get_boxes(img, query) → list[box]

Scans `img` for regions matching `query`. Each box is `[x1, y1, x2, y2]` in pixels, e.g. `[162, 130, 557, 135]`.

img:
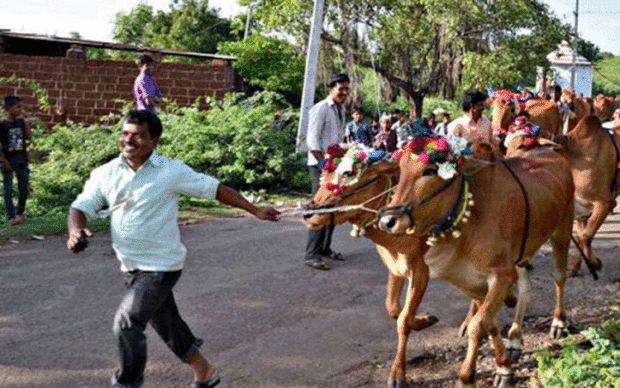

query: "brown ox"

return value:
[505, 115, 620, 277]
[593, 94, 616, 122]
[302, 150, 436, 388]
[302, 144, 515, 388]
[377, 140, 574, 387]
[560, 88, 592, 133]
[490, 90, 562, 137]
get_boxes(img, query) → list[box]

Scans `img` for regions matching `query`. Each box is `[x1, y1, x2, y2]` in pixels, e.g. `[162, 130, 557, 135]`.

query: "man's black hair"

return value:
[3, 96, 21, 109]
[327, 73, 350, 88]
[123, 110, 163, 138]
[462, 90, 488, 112]
[552, 84, 562, 95]
[138, 54, 154, 66]
[351, 106, 364, 115]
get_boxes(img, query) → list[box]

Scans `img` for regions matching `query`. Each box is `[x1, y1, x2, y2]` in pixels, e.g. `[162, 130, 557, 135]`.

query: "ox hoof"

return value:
[507, 347, 522, 363]
[387, 376, 408, 388]
[411, 314, 439, 331]
[549, 325, 565, 340]
[493, 373, 515, 388]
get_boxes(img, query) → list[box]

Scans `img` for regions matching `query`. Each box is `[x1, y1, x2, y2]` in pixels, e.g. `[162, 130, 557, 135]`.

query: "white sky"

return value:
[1, 0, 619, 55]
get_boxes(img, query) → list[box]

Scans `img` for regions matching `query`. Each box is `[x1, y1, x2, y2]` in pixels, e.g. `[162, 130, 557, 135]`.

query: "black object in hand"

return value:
[73, 232, 89, 253]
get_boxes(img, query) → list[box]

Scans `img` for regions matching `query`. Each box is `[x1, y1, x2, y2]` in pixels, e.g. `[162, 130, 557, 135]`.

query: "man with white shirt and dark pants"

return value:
[66, 110, 280, 388]
[304, 73, 350, 270]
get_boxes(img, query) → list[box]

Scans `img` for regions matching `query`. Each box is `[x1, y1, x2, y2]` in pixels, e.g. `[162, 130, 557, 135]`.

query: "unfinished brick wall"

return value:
[0, 53, 241, 125]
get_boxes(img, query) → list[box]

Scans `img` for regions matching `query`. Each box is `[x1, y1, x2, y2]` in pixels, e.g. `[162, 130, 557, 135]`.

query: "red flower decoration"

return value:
[418, 152, 430, 164]
[523, 138, 535, 147]
[408, 137, 427, 153]
[487, 97, 494, 106]
[356, 151, 367, 161]
[323, 159, 338, 172]
[456, 157, 464, 166]
[519, 102, 526, 111]
[326, 182, 345, 195]
[326, 144, 345, 159]
[392, 150, 403, 161]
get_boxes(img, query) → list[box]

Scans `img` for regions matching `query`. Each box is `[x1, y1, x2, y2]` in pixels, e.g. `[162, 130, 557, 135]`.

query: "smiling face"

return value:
[328, 81, 350, 105]
[119, 122, 159, 171]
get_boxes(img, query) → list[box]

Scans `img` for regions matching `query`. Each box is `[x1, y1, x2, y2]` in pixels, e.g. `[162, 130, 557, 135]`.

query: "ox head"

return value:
[489, 89, 530, 133]
[303, 143, 399, 231]
[377, 135, 484, 237]
[594, 94, 616, 122]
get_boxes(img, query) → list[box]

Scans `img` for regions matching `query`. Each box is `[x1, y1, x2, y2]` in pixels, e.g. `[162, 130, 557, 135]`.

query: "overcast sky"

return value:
[1, 0, 619, 55]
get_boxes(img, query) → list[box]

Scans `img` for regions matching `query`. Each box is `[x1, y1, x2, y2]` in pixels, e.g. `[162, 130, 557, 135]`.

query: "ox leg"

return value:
[570, 201, 610, 276]
[550, 232, 570, 339]
[386, 272, 406, 320]
[458, 271, 516, 388]
[506, 265, 531, 362]
[388, 258, 433, 388]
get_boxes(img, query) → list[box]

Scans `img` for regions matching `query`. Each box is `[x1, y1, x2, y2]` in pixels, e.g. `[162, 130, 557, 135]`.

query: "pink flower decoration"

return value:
[446, 154, 453, 161]
[392, 150, 403, 161]
[435, 138, 450, 151]
[356, 151, 367, 161]
[323, 159, 338, 172]
[418, 152, 430, 164]
[519, 102, 526, 111]
[523, 138, 534, 147]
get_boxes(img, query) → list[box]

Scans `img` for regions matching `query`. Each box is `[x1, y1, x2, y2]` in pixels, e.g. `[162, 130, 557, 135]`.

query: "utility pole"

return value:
[570, 0, 579, 90]
[296, 0, 325, 151]
[244, 2, 254, 40]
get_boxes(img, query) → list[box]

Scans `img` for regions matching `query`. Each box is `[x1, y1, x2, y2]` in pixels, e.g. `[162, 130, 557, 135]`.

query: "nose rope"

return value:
[281, 184, 397, 216]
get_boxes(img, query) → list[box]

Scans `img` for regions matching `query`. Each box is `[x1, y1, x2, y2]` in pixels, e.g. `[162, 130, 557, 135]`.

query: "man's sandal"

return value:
[304, 258, 330, 270]
[325, 251, 344, 261]
[191, 373, 220, 388]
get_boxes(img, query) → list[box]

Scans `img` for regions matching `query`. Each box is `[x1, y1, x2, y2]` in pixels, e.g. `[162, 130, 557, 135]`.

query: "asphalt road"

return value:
[1, 211, 619, 388]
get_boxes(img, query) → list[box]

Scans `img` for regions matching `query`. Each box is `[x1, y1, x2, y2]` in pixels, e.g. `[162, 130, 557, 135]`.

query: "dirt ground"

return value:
[1, 208, 620, 388]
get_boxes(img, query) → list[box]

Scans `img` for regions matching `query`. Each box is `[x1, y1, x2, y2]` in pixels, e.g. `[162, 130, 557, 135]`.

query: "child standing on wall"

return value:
[0, 96, 31, 225]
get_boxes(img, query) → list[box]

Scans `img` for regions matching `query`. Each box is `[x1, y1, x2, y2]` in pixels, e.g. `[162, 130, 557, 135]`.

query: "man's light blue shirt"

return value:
[71, 150, 219, 272]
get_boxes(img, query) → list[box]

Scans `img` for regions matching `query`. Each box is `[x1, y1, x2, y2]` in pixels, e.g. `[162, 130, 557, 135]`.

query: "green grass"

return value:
[593, 56, 620, 96]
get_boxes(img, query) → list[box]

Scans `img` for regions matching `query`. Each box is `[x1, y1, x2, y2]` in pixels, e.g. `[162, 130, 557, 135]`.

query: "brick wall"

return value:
[0, 53, 241, 125]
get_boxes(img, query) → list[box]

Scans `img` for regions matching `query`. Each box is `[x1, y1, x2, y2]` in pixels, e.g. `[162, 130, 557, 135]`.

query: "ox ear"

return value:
[458, 157, 493, 176]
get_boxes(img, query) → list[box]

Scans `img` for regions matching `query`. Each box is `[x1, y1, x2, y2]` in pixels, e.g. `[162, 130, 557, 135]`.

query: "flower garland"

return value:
[393, 135, 473, 180]
[322, 143, 387, 195]
[497, 116, 541, 149]
[486, 89, 528, 113]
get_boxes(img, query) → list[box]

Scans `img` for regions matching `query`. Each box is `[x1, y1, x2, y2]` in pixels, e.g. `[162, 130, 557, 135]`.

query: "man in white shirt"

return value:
[305, 73, 349, 270]
[448, 90, 494, 145]
[603, 108, 620, 130]
[67, 110, 280, 388]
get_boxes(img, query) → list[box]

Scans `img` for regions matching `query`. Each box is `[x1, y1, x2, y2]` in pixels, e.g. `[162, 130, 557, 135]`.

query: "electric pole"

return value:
[296, 0, 325, 151]
[570, 0, 579, 90]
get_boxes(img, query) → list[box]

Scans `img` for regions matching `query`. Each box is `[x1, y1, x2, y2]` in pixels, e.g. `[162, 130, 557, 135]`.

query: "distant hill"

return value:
[593, 56, 620, 97]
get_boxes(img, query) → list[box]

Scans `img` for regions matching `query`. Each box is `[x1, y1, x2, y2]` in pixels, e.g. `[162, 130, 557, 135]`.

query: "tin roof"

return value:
[547, 40, 591, 66]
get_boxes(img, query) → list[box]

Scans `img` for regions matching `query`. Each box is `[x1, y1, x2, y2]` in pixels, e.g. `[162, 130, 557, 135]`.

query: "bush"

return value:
[2, 91, 308, 221]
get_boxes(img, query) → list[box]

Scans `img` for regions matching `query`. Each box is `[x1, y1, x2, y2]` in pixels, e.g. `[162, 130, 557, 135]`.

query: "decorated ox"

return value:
[489, 89, 562, 137]
[302, 142, 516, 388]
[502, 115, 620, 277]
[593, 94, 615, 122]
[302, 144, 437, 388]
[377, 135, 575, 387]
[560, 88, 592, 133]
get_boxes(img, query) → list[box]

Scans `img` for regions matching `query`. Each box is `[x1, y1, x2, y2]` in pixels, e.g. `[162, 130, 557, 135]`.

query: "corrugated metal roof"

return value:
[0, 30, 236, 61]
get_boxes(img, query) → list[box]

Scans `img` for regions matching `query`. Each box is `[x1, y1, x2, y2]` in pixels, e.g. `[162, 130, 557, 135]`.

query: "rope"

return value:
[280, 184, 396, 216]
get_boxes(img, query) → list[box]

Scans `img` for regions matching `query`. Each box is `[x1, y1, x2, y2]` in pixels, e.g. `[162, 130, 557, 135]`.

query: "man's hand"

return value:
[67, 228, 93, 253]
[254, 206, 281, 222]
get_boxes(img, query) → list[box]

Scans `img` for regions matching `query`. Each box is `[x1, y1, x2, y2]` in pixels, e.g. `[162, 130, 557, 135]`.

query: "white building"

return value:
[545, 41, 593, 98]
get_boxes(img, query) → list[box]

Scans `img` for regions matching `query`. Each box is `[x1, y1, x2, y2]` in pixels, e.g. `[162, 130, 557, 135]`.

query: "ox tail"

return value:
[570, 234, 599, 280]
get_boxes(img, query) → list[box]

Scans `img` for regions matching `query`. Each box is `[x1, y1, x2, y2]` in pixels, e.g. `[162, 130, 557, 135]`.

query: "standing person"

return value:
[304, 73, 350, 270]
[357, 113, 380, 146]
[448, 90, 494, 145]
[344, 107, 366, 143]
[433, 109, 451, 136]
[66, 110, 280, 388]
[134, 54, 162, 113]
[0, 96, 30, 225]
[373, 114, 397, 152]
[391, 110, 411, 148]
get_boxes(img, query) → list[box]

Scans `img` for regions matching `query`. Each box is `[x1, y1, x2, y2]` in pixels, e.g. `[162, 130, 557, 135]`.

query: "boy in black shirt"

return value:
[0, 96, 31, 225]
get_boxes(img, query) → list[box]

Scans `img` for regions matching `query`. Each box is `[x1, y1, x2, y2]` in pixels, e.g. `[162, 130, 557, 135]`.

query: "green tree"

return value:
[113, 0, 233, 58]
[219, 35, 305, 104]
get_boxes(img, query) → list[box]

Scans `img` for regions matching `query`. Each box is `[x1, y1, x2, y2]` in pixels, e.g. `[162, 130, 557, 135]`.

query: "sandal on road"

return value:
[304, 257, 330, 270]
[325, 251, 345, 261]
[191, 373, 220, 388]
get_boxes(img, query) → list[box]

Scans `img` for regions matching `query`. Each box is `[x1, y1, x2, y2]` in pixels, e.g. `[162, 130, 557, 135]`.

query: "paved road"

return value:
[1, 209, 620, 388]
